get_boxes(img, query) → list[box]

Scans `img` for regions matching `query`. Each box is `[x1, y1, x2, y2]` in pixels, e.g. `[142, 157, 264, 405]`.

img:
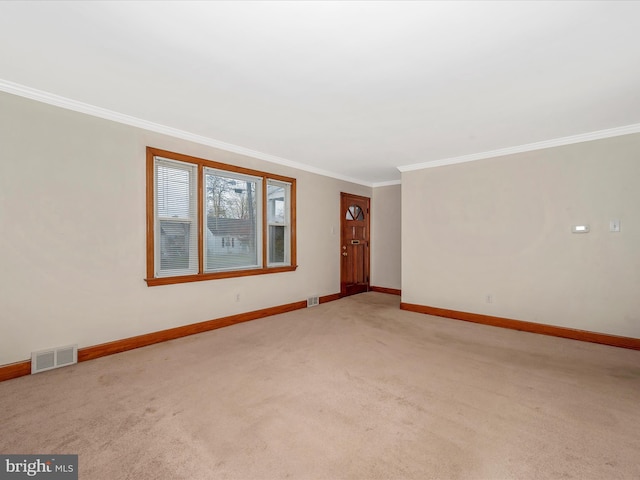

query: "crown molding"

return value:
[372, 179, 401, 188]
[0, 79, 373, 187]
[397, 123, 640, 173]
[9, 78, 634, 186]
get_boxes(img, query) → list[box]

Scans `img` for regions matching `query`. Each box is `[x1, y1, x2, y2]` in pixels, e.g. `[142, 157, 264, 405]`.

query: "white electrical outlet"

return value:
[486, 294, 493, 304]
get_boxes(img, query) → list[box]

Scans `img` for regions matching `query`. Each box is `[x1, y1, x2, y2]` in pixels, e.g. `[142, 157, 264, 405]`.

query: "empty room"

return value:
[1, 1, 639, 479]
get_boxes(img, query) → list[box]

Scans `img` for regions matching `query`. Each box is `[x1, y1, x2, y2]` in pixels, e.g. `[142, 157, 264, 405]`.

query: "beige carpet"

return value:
[1, 292, 639, 479]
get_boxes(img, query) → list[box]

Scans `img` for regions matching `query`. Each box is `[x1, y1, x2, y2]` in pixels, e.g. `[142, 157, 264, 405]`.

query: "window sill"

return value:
[145, 265, 298, 287]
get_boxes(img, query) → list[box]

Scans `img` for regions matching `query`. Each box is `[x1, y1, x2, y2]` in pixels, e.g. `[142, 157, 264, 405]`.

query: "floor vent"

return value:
[31, 344, 78, 374]
[307, 296, 320, 307]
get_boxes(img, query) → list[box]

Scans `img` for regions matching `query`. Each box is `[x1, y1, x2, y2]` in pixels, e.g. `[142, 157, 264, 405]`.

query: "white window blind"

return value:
[155, 158, 198, 277]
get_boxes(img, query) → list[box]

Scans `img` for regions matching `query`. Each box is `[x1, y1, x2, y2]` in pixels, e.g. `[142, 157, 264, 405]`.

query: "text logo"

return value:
[0, 456, 77, 480]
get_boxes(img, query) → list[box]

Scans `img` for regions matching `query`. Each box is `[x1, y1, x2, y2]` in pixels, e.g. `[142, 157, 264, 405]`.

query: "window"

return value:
[204, 168, 261, 272]
[146, 148, 296, 286]
[267, 180, 291, 266]
[155, 158, 198, 277]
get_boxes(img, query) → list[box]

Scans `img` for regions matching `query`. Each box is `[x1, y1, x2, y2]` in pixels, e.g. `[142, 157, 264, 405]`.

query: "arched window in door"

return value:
[346, 205, 365, 221]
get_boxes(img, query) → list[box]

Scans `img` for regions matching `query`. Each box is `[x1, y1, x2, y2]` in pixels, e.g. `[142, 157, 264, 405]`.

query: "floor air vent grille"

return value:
[31, 344, 78, 374]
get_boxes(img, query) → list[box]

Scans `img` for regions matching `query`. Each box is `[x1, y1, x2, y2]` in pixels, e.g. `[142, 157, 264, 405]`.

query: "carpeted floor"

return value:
[1, 292, 639, 479]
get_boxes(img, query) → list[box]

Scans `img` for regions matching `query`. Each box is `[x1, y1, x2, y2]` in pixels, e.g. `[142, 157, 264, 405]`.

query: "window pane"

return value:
[204, 169, 261, 271]
[159, 221, 191, 270]
[268, 185, 286, 224]
[346, 205, 364, 221]
[269, 225, 286, 263]
[267, 180, 290, 265]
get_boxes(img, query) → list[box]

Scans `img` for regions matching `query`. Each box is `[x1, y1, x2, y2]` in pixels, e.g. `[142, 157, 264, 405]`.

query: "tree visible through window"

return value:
[205, 168, 260, 272]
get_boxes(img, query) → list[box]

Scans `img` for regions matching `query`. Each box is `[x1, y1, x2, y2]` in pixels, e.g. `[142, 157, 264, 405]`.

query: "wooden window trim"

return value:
[145, 147, 297, 286]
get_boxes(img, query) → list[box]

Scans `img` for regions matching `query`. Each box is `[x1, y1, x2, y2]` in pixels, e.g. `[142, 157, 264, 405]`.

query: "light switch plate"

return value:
[610, 219, 621, 232]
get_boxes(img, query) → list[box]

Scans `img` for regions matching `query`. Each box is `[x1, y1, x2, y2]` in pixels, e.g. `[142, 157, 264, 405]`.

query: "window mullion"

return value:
[197, 164, 204, 274]
[262, 177, 268, 269]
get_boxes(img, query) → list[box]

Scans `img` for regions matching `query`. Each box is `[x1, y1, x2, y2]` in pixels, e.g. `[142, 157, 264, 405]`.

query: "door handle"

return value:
[342, 252, 348, 256]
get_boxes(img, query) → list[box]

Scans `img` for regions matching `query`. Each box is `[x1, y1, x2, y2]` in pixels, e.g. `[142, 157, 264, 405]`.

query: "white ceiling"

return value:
[1, 1, 640, 186]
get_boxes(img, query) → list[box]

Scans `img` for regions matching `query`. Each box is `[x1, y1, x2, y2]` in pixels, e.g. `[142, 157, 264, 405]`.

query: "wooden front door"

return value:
[340, 192, 370, 297]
